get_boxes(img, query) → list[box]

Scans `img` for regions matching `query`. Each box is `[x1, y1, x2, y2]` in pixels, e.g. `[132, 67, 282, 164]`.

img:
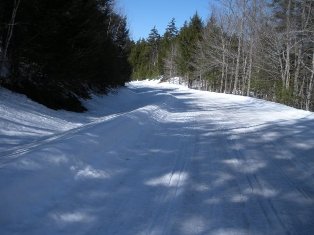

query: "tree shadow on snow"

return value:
[1, 85, 314, 235]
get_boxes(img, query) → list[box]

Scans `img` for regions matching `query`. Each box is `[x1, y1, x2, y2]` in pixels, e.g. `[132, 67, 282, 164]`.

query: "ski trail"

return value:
[0, 113, 123, 166]
[145, 117, 196, 235]
[1, 80, 314, 235]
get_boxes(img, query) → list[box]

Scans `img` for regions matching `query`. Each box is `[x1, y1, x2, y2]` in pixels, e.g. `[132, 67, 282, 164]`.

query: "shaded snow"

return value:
[0, 81, 314, 235]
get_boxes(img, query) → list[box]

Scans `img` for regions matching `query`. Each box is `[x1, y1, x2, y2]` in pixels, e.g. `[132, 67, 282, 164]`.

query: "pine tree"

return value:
[147, 26, 161, 75]
[129, 39, 152, 80]
[177, 13, 203, 86]
[0, 0, 131, 111]
[162, 18, 179, 79]
[164, 18, 178, 41]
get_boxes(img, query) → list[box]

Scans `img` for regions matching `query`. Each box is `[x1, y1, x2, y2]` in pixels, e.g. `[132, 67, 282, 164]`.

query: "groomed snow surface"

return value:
[1, 80, 314, 235]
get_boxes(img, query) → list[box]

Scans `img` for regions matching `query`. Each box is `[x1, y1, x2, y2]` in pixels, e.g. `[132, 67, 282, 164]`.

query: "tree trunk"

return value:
[220, 38, 226, 93]
[246, 39, 253, 96]
[233, 18, 243, 94]
[284, 0, 292, 89]
[293, 45, 302, 97]
[232, 0, 246, 94]
[241, 52, 248, 95]
[305, 50, 314, 111]
[0, 0, 21, 78]
[224, 63, 229, 93]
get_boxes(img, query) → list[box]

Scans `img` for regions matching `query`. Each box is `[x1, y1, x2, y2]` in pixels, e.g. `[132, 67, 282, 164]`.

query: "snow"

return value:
[1, 80, 314, 235]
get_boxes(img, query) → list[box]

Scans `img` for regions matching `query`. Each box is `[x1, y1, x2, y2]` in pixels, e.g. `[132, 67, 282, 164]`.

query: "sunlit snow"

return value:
[1, 80, 314, 235]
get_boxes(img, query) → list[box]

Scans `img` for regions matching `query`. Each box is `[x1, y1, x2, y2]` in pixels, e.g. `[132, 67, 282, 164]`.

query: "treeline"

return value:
[129, 0, 314, 111]
[129, 16, 203, 84]
[0, 0, 131, 111]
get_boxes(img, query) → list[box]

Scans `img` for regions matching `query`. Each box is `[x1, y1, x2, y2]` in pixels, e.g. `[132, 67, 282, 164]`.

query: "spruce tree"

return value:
[0, 0, 131, 111]
[162, 18, 179, 79]
[177, 13, 203, 86]
[147, 26, 161, 77]
[164, 18, 178, 41]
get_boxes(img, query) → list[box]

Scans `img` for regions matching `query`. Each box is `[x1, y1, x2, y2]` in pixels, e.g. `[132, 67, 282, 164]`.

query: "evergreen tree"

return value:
[162, 18, 179, 79]
[164, 18, 178, 41]
[193, 16, 223, 91]
[147, 26, 161, 76]
[0, 0, 131, 111]
[177, 13, 203, 86]
[129, 39, 152, 80]
[128, 1, 313, 111]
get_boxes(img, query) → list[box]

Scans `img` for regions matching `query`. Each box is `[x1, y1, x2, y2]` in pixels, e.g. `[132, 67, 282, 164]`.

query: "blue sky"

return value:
[115, 0, 213, 41]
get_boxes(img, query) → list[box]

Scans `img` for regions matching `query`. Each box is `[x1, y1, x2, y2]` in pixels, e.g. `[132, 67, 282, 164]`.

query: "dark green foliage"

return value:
[160, 18, 179, 78]
[129, 2, 313, 111]
[129, 15, 203, 82]
[176, 13, 203, 84]
[0, 0, 131, 112]
[129, 39, 153, 80]
[275, 82, 296, 106]
[129, 26, 163, 80]
[164, 18, 178, 41]
[2, 80, 87, 112]
[147, 26, 161, 76]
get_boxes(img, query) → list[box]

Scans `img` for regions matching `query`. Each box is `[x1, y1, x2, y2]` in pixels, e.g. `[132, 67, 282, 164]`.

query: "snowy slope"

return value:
[1, 81, 314, 235]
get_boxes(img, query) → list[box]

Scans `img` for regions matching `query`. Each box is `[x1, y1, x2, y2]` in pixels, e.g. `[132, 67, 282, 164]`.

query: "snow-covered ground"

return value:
[1, 80, 314, 235]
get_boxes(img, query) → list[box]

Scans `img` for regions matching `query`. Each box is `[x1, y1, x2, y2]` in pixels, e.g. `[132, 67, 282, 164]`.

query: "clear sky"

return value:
[115, 0, 213, 41]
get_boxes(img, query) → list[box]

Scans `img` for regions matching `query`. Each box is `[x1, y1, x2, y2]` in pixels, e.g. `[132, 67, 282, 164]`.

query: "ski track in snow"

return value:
[1, 80, 314, 235]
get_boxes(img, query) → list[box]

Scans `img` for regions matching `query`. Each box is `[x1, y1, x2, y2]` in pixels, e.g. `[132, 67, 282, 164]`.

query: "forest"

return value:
[0, 0, 313, 112]
[0, 0, 131, 111]
[1, 2, 314, 232]
[129, 0, 314, 111]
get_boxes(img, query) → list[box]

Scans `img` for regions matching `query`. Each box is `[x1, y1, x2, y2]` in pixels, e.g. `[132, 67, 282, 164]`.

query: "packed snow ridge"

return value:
[1, 80, 314, 235]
